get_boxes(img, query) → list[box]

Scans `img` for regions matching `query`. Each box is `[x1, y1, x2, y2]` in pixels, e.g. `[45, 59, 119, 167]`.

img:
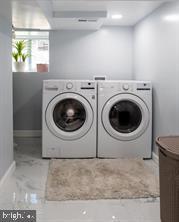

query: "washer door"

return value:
[102, 94, 150, 141]
[46, 93, 93, 140]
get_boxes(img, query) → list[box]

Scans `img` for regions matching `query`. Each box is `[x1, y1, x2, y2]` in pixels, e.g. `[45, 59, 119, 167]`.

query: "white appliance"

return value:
[98, 81, 152, 158]
[42, 80, 97, 158]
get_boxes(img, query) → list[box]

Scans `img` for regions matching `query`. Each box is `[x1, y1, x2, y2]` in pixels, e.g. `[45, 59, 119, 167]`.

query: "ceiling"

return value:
[12, 0, 167, 30]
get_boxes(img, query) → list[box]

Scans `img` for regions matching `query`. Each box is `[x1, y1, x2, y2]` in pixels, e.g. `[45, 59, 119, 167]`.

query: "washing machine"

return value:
[42, 80, 97, 158]
[98, 81, 152, 158]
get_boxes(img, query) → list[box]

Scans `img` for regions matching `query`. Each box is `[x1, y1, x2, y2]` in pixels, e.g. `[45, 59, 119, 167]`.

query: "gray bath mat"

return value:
[45, 158, 159, 201]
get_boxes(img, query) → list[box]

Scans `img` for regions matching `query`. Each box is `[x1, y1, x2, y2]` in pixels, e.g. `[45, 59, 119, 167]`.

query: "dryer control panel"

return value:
[137, 82, 151, 91]
[98, 81, 152, 94]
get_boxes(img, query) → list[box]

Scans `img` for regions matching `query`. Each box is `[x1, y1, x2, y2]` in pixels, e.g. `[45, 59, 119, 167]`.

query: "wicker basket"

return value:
[156, 136, 179, 222]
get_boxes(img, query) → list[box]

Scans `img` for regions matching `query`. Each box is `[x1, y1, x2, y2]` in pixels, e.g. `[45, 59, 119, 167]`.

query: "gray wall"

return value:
[134, 1, 179, 154]
[13, 27, 134, 131]
[50, 27, 133, 79]
[0, 1, 13, 180]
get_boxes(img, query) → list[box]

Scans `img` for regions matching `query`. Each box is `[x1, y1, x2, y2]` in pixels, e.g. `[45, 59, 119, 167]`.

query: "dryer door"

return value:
[102, 94, 150, 141]
[46, 93, 93, 140]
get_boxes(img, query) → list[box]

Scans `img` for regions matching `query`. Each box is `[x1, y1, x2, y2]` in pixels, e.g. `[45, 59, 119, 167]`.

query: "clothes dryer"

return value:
[98, 81, 152, 158]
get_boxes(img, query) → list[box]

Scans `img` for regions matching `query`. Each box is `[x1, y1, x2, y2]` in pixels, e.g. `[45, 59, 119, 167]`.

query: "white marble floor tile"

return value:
[0, 138, 161, 222]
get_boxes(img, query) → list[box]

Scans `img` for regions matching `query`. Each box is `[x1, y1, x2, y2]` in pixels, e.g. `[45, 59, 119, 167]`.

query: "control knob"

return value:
[123, 84, 129, 91]
[66, 82, 73, 90]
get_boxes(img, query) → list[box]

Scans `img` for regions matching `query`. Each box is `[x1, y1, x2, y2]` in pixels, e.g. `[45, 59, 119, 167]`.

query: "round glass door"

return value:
[46, 93, 93, 140]
[109, 100, 142, 134]
[53, 99, 86, 132]
[102, 94, 149, 141]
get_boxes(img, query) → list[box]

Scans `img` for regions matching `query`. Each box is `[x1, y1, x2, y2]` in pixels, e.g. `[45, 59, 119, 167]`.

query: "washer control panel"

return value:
[81, 82, 95, 90]
[44, 82, 59, 91]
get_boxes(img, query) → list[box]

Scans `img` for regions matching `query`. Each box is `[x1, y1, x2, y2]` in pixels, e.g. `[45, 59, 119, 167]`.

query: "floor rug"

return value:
[45, 158, 159, 201]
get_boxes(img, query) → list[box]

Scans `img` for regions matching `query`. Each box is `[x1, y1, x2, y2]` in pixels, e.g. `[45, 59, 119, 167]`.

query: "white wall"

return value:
[0, 1, 13, 180]
[50, 27, 133, 80]
[134, 2, 179, 154]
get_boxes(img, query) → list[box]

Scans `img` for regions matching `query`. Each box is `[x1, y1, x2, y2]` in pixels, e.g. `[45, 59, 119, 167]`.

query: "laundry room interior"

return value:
[0, 0, 179, 222]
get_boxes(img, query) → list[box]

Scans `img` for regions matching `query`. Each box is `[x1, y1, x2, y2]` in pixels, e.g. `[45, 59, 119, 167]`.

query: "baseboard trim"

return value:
[152, 152, 159, 165]
[0, 161, 16, 188]
[14, 130, 42, 138]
